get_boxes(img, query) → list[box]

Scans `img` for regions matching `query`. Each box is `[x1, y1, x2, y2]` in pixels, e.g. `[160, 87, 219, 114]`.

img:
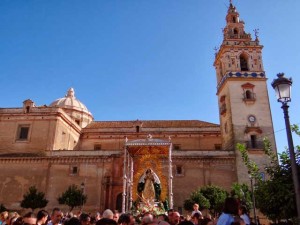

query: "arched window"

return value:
[233, 28, 238, 35]
[240, 54, 249, 71]
[232, 16, 236, 23]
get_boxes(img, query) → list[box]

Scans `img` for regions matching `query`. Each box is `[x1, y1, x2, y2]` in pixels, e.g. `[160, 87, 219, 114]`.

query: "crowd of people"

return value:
[0, 197, 256, 225]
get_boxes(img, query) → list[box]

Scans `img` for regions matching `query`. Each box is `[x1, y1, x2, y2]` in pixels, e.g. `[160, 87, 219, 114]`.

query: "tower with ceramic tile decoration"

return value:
[214, 1, 277, 183]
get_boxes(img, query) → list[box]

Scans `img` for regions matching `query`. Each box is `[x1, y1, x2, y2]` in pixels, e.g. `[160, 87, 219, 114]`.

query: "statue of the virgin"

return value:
[137, 168, 161, 204]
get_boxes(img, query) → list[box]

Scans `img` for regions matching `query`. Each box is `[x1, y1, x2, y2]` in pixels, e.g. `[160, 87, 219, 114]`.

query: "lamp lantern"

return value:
[271, 73, 292, 103]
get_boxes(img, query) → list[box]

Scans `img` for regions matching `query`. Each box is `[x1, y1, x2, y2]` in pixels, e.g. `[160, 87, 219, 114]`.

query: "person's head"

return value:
[178, 221, 194, 225]
[95, 213, 101, 221]
[113, 211, 119, 222]
[23, 212, 37, 225]
[1, 212, 9, 222]
[141, 214, 153, 225]
[238, 205, 248, 215]
[117, 214, 130, 225]
[37, 210, 48, 224]
[79, 213, 91, 225]
[10, 216, 19, 225]
[169, 212, 180, 225]
[193, 204, 199, 211]
[223, 197, 239, 215]
[200, 218, 213, 225]
[7, 212, 18, 225]
[51, 208, 62, 225]
[231, 217, 245, 225]
[191, 213, 201, 224]
[7, 212, 19, 225]
[179, 216, 184, 222]
[128, 214, 135, 225]
[12, 217, 23, 225]
[167, 209, 174, 217]
[96, 218, 117, 225]
[157, 214, 168, 222]
[102, 210, 114, 220]
[64, 217, 81, 225]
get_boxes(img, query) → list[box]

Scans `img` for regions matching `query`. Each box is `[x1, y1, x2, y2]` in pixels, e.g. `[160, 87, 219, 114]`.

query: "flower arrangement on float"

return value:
[131, 195, 166, 218]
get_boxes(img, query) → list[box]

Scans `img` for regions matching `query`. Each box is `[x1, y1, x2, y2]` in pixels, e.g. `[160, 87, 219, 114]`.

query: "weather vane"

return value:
[253, 28, 259, 40]
[214, 46, 219, 55]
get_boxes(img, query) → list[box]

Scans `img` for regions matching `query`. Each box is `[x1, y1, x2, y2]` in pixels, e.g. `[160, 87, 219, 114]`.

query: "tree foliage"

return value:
[183, 185, 228, 214]
[58, 184, 87, 211]
[230, 183, 252, 210]
[199, 185, 228, 215]
[183, 190, 210, 211]
[20, 186, 48, 211]
[237, 128, 300, 223]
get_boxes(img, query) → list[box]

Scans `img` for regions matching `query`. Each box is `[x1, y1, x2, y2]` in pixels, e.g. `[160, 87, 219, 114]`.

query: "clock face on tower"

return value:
[248, 115, 256, 123]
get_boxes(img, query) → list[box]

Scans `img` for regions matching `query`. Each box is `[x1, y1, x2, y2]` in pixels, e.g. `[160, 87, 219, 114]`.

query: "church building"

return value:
[0, 2, 276, 213]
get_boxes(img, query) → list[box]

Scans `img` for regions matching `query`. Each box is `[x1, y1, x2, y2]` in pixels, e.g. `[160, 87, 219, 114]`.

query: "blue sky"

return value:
[1, 0, 299, 154]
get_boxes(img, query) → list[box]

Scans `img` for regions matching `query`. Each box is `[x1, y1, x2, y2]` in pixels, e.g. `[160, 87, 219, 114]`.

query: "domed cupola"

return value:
[50, 88, 93, 128]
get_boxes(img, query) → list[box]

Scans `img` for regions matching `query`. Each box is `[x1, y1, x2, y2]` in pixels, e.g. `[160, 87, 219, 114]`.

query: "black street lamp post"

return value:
[249, 175, 258, 225]
[272, 73, 300, 221]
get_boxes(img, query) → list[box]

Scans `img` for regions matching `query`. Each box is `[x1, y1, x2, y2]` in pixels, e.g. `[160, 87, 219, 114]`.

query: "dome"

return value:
[50, 88, 91, 114]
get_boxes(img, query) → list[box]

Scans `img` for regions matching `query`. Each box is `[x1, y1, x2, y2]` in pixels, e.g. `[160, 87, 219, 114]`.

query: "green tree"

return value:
[58, 184, 87, 211]
[199, 185, 228, 216]
[20, 186, 48, 212]
[183, 190, 210, 211]
[237, 132, 300, 223]
[230, 183, 252, 210]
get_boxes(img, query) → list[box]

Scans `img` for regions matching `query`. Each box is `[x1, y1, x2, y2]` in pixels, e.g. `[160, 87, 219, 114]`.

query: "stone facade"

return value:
[0, 3, 276, 214]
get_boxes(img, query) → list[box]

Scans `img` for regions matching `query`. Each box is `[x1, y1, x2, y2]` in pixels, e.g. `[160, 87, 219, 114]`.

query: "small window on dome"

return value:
[75, 119, 80, 125]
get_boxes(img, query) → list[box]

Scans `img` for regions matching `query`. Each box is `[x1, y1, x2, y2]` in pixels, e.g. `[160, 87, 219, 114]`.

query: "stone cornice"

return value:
[0, 150, 235, 164]
[81, 131, 221, 140]
[0, 155, 117, 164]
[217, 72, 267, 94]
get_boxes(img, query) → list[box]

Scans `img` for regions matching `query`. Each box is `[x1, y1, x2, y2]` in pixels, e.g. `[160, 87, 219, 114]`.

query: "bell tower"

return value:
[214, 2, 277, 183]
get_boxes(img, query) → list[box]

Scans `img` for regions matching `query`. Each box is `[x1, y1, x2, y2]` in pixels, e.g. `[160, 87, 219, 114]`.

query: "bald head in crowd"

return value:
[102, 210, 114, 220]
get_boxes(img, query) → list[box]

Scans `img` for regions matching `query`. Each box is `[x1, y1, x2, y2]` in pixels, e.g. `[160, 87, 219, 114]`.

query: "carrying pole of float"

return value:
[129, 156, 134, 210]
[168, 140, 173, 209]
[122, 139, 128, 213]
